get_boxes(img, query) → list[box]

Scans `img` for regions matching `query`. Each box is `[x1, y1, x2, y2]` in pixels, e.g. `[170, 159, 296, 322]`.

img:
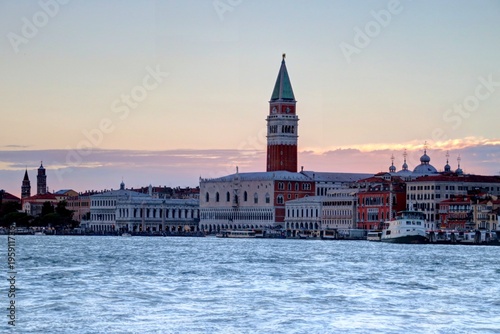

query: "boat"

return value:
[427, 230, 462, 244]
[34, 231, 45, 236]
[380, 211, 429, 244]
[459, 230, 500, 245]
[297, 230, 320, 239]
[121, 232, 132, 237]
[253, 229, 265, 238]
[366, 230, 382, 242]
[322, 229, 337, 240]
[216, 230, 256, 238]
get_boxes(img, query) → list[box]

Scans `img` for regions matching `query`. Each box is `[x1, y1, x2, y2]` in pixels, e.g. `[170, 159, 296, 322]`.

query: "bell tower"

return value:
[21, 169, 31, 199]
[37, 161, 47, 195]
[266, 54, 298, 172]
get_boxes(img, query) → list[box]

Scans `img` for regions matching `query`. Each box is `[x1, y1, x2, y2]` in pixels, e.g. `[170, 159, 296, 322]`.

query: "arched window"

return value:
[205, 192, 209, 202]
[226, 192, 230, 202]
[244, 191, 248, 202]
[278, 182, 284, 190]
[277, 195, 284, 204]
[288, 182, 292, 191]
[216, 192, 220, 202]
[265, 193, 270, 204]
[254, 193, 258, 204]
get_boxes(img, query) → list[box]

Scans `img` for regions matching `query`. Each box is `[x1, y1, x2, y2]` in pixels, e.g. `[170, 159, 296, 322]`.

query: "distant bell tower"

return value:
[21, 169, 31, 199]
[37, 161, 47, 195]
[266, 54, 298, 173]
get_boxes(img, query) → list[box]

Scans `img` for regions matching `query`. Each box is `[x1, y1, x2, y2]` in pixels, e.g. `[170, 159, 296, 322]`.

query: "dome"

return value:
[420, 153, 430, 164]
[402, 161, 408, 170]
[413, 147, 438, 175]
[396, 169, 413, 179]
[456, 167, 463, 175]
[389, 164, 396, 173]
[444, 163, 451, 172]
[413, 164, 438, 175]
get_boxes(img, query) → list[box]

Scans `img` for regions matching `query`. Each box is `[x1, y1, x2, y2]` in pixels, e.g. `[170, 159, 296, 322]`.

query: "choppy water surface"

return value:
[1, 235, 500, 333]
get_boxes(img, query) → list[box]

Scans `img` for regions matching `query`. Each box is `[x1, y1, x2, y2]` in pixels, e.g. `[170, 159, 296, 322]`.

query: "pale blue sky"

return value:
[1, 0, 499, 196]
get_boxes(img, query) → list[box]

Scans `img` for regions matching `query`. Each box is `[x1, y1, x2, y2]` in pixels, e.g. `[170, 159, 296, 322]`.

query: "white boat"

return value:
[216, 230, 256, 238]
[297, 230, 320, 239]
[367, 230, 382, 242]
[380, 211, 429, 244]
[121, 233, 132, 237]
[322, 229, 337, 240]
[34, 231, 45, 236]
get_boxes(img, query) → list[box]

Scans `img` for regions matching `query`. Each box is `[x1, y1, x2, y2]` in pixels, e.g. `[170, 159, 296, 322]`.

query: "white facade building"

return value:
[199, 170, 315, 232]
[284, 188, 358, 237]
[88, 182, 199, 233]
[407, 175, 500, 225]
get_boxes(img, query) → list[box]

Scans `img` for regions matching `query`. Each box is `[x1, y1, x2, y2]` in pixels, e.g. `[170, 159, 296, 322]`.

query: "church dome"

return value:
[413, 149, 438, 175]
[389, 164, 396, 173]
[413, 164, 438, 174]
[420, 153, 430, 164]
[444, 163, 451, 172]
[402, 161, 408, 170]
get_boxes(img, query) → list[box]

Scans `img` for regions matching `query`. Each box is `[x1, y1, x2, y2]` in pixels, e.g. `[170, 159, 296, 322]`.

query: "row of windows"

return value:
[91, 199, 116, 207]
[323, 201, 354, 206]
[117, 208, 198, 219]
[269, 125, 296, 134]
[285, 222, 321, 230]
[408, 194, 435, 200]
[200, 209, 274, 221]
[286, 208, 320, 218]
[205, 192, 304, 204]
[409, 185, 500, 192]
[207, 191, 271, 204]
[323, 209, 353, 217]
[277, 182, 312, 191]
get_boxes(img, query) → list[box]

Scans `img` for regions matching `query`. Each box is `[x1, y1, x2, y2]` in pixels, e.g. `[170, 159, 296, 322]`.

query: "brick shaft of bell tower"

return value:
[266, 55, 298, 173]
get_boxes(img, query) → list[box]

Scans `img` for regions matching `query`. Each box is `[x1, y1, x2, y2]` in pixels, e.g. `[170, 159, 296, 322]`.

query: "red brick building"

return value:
[356, 175, 406, 230]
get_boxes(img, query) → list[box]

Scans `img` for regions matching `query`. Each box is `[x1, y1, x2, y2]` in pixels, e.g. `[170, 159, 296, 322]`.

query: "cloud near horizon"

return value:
[1, 140, 499, 198]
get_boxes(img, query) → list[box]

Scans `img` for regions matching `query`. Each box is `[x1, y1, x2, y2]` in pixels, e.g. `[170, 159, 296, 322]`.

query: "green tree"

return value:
[55, 200, 73, 220]
[41, 202, 54, 216]
[0, 201, 21, 217]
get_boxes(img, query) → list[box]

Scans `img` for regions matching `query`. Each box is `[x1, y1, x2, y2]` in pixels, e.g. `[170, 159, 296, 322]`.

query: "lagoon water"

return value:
[1, 235, 500, 333]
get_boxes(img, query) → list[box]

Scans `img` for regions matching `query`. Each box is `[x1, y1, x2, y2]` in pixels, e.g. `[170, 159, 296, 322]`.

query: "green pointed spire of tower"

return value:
[270, 54, 295, 101]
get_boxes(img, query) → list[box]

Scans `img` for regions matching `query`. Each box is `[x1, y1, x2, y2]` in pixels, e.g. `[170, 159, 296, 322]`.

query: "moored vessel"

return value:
[367, 230, 382, 242]
[381, 211, 429, 244]
[216, 230, 256, 238]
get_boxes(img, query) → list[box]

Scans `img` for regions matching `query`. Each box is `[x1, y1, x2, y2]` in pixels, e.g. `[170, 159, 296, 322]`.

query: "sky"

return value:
[1, 0, 500, 197]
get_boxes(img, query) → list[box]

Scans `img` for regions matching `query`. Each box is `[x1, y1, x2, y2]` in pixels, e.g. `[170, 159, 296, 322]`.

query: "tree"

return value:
[0, 211, 30, 228]
[55, 200, 73, 220]
[0, 201, 21, 217]
[41, 202, 54, 216]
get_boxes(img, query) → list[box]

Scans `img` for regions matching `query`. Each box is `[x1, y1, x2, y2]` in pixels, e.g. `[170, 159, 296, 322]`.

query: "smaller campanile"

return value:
[266, 54, 298, 172]
[37, 161, 47, 195]
[21, 169, 31, 199]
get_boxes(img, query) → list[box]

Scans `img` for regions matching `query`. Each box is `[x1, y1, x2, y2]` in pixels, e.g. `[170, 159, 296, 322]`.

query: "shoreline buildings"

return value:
[199, 55, 370, 234]
[87, 181, 199, 233]
[199, 55, 500, 235]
